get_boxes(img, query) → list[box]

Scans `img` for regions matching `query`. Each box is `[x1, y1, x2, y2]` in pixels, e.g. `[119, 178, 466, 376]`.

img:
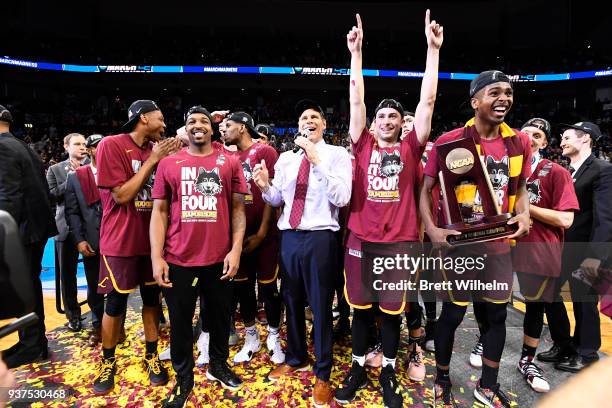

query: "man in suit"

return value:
[546, 121, 612, 373]
[47, 133, 88, 331]
[0, 105, 57, 368]
[65, 134, 105, 345]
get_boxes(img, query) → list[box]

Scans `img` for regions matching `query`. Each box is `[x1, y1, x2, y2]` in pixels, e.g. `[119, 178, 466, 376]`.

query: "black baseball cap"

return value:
[0, 105, 13, 124]
[121, 100, 160, 132]
[560, 121, 603, 142]
[469, 70, 512, 98]
[184, 105, 213, 124]
[295, 99, 325, 118]
[86, 134, 103, 147]
[521, 118, 551, 139]
[374, 99, 404, 116]
[255, 123, 273, 136]
[227, 112, 260, 139]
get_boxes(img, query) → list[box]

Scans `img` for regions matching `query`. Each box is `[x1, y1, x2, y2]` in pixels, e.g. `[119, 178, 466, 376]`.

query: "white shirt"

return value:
[91, 164, 98, 184]
[262, 140, 352, 231]
[531, 152, 541, 173]
[570, 152, 590, 176]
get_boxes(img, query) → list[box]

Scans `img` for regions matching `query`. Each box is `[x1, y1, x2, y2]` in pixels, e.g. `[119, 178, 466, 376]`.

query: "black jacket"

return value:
[64, 168, 102, 251]
[565, 154, 612, 263]
[0, 132, 57, 244]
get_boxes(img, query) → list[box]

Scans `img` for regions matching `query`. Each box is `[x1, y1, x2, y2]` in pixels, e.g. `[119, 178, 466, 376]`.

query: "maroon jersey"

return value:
[96, 133, 154, 257]
[424, 127, 532, 253]
[347, 128, 424, 243]
[513, 159, 579, 277]
[238, 143, 279, 234]
[152, 149, 248, 267]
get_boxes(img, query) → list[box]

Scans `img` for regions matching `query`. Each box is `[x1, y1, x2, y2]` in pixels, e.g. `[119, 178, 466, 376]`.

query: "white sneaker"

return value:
[233, 335, 261, 363]
[470, 340, 483, 368]
[518, 357, 550, 393]
[196, 332, 210, 366]
[159, 347, 171, 361]
[267, 334, 285, 364]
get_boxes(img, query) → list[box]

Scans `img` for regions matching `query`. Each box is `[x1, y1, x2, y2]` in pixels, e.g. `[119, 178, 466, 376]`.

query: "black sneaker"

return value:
[433, 381, 457, 407]
[144, 352, 169, 386]
[163, 375, 194, 408]
[380, 365, 402, 408]
[206, 360, 243, 391]
[474, 380, 512, 408]
[536, 344, 564, 362]
[334, 361, 367, 404]
[93, 357, 116, 395]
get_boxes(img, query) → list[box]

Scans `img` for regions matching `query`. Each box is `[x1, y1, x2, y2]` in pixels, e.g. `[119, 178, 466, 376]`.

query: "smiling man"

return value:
[337, 10, 442, 408]
[252, 99, 352, 407]
[512, 117, 578, 393]
[420, 71, 532, 407]
[150, 105, 247, 407]
[93, 100, 181, 395]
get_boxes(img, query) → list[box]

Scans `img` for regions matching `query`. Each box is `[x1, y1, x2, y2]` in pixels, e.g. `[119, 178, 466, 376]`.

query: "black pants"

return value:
[55, 237, 80, 319]
[163, 262, 233, 378]
[546, 251, 599, 360]
[20, 240, 47, 351]
[83, 254, 104, 328]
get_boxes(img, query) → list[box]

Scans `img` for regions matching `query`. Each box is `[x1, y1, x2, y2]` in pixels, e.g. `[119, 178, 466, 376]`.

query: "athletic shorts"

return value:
[517, 272, 555, 302]
[343, 233, 420, 315]
[98, 255, 157, 295]
[435, 247, 513, 304]
[235, 236, 279, 284]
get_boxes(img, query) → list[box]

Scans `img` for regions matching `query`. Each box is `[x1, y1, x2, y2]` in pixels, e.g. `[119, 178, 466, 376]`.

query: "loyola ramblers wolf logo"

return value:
[242, 159, 253, 183]
[527, 179, 542, 204]
[194, 167, 222, 196]
[379, 150, 403, 177]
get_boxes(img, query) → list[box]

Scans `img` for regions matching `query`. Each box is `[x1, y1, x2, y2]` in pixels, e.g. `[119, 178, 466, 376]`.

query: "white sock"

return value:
[245, 324, 258, 338]
[268, 325, 279, 336]
[352, 354, 366, 367]
[382, 356, 396, 369]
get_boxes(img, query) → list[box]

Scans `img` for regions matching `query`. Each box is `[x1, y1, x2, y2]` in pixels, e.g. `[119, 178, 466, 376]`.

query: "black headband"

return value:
[469, 70, 512, 98]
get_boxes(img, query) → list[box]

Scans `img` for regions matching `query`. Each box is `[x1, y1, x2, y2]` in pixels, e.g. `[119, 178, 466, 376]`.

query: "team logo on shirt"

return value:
[379, 150, 404, 177]
[527, 179, 542, 204]
[180, 166, 221, 223]
[367, 149, 402, 203]
[241, 159, 254, 205]
[195, 167, 223, 196]
[242, 159, 253, 183]
[473, 155, 509, 213]
[132, 160, 154, 211]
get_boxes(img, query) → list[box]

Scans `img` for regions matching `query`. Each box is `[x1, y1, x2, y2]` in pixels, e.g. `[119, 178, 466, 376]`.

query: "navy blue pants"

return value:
[280, 230, 336, 381]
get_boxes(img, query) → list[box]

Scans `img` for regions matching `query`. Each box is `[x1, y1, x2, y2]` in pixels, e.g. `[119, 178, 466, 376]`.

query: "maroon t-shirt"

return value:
[347, 128, 424, 243]
[152, 149, 248, 267]
[513, 159, 579, 277]
[238, 143, 279, 234]
[96, 133, 155, 257]
[424, 127, 532, 253]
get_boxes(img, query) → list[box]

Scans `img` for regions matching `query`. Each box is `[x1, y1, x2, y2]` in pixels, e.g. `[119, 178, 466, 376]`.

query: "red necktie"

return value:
[289, 156, 311, 229]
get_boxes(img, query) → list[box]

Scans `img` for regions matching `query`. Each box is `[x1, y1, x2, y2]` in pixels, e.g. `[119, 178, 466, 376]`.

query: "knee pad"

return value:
[105, 291, 129, 317]
[140, 285, 161, 308]
[440, 302, 467, 329]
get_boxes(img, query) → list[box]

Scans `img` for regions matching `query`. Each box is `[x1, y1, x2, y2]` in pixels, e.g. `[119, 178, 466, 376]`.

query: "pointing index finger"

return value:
[356, 13, 362, 30]
[425, 9, 430, 26]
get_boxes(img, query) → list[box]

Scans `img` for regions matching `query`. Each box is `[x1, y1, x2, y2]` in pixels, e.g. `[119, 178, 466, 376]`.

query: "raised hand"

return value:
[151, 137, 182, 163]
[253, 159, 270, 191]
[425, 9, 443, 49]
[346, 13, 363, 54]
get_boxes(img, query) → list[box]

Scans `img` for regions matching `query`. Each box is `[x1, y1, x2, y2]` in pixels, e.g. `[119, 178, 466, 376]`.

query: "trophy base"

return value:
[445, 213, 518, 246]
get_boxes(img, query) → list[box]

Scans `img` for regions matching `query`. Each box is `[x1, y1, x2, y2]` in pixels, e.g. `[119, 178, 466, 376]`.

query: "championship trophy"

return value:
[436, 138, 517, 245]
